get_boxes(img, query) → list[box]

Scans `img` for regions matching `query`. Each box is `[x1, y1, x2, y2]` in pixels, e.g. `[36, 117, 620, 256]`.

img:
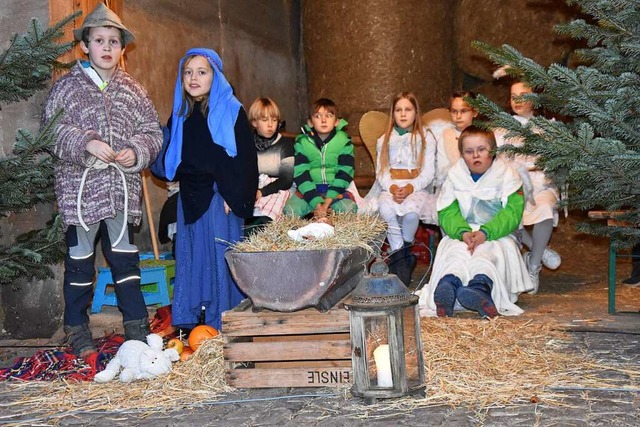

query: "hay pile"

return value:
[234, 213, 386, 253]
[2, 318, 639, 424]
[1, 337, 231, 424]
[416, 317, 640, 408]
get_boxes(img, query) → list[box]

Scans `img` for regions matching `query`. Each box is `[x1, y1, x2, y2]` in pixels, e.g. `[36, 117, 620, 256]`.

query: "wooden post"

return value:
[141, 172, 160, 260]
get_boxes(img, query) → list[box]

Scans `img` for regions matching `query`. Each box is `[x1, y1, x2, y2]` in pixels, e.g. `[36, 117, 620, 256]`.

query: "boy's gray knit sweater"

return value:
[43, 62, 162, 228]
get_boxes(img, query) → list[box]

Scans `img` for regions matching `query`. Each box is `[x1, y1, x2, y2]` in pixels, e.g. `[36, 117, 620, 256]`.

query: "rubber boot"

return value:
[403, 241, 417, 287]
[123, 317, 151, 342]
[64, 323, 96, 357]
[393, 242, 417, 286]
[434, 274, 462, 317]
[456, 274, 499, 318]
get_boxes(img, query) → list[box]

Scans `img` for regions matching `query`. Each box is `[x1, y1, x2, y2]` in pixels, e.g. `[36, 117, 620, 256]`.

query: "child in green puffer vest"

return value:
[284, 98, 358, 218]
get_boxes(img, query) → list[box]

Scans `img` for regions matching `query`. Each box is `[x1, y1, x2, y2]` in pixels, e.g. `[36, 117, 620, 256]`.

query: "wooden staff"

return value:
[141, 172, 161, 260]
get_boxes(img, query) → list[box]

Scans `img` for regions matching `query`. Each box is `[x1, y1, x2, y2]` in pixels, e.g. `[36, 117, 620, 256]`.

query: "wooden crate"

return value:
[222, 299, 352, 388]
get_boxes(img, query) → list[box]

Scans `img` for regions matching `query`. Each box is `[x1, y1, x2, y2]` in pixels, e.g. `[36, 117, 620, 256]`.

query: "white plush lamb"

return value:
[94, 334, 180, 383]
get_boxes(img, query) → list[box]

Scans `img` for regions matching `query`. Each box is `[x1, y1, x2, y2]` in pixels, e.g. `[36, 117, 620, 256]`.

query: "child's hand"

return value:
[224, 201, 230, 215]
[115, 148, 136, 168]
[86, 140, 116, 163]
[393, 185, 413, 203]
[462, 231, 487, 254]
[390, 185, 403, 203]
[255, 190, 262, 201]
[470, 230, 487, 247]
[314, 203, 328, 219]
[462, 231, 475, 252]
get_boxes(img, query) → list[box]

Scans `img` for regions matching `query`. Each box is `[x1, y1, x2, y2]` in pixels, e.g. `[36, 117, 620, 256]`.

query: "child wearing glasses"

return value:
[495, 81, 561, 294]
[419, 126, 532, 318]
[284, 98, 357, 218]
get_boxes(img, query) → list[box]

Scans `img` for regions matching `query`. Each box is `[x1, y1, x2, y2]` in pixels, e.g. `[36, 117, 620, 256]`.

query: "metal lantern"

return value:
[344, 260, 425, 402]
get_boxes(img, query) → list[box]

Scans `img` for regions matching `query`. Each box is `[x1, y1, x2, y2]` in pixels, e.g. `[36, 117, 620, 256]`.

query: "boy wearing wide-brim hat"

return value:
[72, 3, 135, 47]
[43, 3, 162, 360]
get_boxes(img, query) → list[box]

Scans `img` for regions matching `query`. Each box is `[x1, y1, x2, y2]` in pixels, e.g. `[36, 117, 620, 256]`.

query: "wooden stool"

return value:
[90, 259, 175, 313]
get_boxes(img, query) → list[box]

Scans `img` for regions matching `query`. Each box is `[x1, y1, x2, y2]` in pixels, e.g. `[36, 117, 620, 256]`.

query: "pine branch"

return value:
[0, 110, 62, 215]
[0, 11, 79, 105]
[0, 214, 65, 286]
[473, 0, 640, 245]
[0, 13, 78, 284]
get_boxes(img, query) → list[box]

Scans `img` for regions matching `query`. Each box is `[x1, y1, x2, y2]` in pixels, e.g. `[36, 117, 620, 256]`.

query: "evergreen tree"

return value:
[0, 12, 79, 285]
[472, 0, 640, 247]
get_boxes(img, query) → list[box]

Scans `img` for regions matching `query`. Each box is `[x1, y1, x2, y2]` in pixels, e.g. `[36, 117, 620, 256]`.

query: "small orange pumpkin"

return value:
[188, 325, 219, 351]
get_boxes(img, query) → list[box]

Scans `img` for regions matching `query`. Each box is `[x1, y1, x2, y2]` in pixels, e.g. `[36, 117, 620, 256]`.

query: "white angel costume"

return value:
[365, 127, 438, 233]
[418, 158, 533, 317]
[494, 115, 559, 226]
[429, 120, 462, 190]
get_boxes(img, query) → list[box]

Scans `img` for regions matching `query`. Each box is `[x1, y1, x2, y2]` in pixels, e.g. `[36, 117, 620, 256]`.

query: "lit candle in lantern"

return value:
[373, 344, 393, 387]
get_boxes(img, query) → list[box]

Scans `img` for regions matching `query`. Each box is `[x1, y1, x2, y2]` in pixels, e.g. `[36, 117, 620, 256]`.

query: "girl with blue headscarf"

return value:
[152, 48, 258, 330]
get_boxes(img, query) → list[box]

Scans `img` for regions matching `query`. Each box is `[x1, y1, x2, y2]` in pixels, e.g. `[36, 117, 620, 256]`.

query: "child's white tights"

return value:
[381, 209, 420, 251]
[519, 218, 554, 268]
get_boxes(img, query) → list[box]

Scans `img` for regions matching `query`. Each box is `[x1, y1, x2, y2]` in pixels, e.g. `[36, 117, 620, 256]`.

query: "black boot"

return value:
[456, 274, 499, 318]
[395, 242, 417, 287]
[123, 317, 151, 341]
[64, 323, 96, 357]
[387, 248, 403, 278]
[623, 243, 640, 285]
[404, 242, 417, 285]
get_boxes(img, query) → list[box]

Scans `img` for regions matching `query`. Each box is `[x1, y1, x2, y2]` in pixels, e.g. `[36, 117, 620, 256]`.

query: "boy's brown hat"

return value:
[73, 3, 135, 46]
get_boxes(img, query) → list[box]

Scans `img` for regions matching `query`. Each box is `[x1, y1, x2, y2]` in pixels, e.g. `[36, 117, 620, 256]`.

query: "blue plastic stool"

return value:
[139, 251, 173, 260]
[90, 260, 175, 313]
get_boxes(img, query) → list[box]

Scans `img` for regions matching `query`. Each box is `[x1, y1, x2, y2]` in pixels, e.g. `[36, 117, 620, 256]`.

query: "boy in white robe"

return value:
[419, 126, 533, 318]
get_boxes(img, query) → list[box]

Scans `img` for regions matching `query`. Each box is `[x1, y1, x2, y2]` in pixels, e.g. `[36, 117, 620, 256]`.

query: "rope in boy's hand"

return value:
[77, 159, 128, 247]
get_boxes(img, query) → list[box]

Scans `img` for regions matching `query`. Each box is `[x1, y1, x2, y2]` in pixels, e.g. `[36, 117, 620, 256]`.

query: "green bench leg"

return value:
[609, 243, 616, 314]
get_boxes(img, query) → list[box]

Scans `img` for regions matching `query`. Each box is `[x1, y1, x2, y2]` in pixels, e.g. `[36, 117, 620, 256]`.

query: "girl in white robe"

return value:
[494, 81, 561, 294]
[431, 91, 479, 190]
[371, 92, 437, 285]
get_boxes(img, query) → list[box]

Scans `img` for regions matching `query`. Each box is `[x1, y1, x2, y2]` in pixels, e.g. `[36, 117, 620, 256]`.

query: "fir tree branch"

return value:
[0, 12, 78, 284]
[473, 0, 640, 245]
